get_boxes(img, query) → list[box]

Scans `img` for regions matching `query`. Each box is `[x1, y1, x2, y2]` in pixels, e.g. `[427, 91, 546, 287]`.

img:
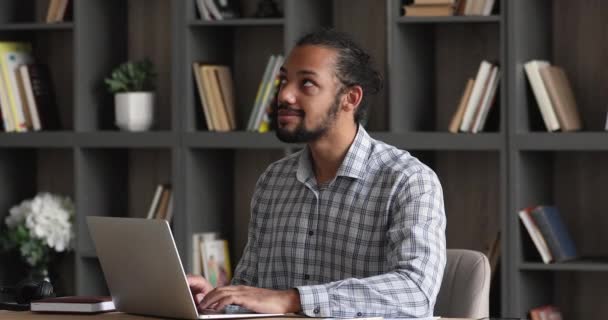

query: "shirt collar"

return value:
[296, 125, 372, 184]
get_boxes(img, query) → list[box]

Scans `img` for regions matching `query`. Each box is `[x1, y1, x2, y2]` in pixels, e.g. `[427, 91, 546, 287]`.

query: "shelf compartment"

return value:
[390, 20, 502, 132]
[410, 150, 502, 253]
[0, 27, 75, 130]
[76, 147, 173, 256]
[184, 148, 285, 273]
[0, 1, 72, 25]
[75, 0, 173, 131]
[514, 151, 608, 274]
[0, 147, 75, 291]
[511, 0, 608, 133]
[186, 26, 283, 132]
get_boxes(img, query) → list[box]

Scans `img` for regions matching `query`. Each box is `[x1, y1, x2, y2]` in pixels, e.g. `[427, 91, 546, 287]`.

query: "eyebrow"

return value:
[280, 67, 319, 77]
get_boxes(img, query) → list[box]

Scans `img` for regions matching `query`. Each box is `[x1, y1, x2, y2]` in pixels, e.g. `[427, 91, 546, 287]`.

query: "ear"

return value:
[341, 85, 363, 113]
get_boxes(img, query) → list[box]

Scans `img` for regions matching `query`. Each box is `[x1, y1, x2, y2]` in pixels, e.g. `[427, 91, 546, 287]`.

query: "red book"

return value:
[30, 296, 115, 313]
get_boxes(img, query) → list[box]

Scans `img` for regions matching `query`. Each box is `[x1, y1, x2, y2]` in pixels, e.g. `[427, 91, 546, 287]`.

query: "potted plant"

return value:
[104, 59, 157, 131]
[0, 192, 75, 284]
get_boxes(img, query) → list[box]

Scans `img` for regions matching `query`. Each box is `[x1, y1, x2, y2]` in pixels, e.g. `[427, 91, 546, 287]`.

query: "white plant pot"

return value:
[114, 92, 155, 131]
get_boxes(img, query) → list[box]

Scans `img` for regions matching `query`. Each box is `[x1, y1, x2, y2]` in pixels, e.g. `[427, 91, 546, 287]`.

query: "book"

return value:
[21, 64, 61, 130]
[253, 55, 283, 132]
[146, 184, 164, 219]
[403, 4, 454, 16]
[471, 65, 500, 133]
[524, 60, 560, 131]
[460, 60, 493, 132]
[31, 296, 115, 313]
[191, 232, 219, 275]
[448, 78, 474, 133]
[0, 41, 34, 132]
[201, 239, 232, 287]
[519, 207, 553, 264]
[193, 62, 214, 131]
[213, 66, 237, 130]
[530, 206, 577, 262]
[539, 65, 582, 131]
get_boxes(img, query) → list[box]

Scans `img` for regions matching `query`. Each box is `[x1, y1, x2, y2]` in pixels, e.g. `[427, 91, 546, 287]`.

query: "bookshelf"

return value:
[0, 0, 605, 318]
[508, 0, 608, 319]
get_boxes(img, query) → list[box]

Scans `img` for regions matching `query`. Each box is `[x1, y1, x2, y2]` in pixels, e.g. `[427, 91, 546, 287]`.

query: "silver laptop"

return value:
[87, 216, 284, 319]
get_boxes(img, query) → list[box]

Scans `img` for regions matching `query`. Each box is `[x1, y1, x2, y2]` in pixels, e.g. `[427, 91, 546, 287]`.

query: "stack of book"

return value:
[402, 0, 495, 17]
[193, 63, 237, 132]
[0, 42, 61, 133]
[518, 205, 578, 264]
[246, 54, 283, 133]
[146, 184, 174, 222]
[191, 232, 232, 287]
[448, 60, 500, 133]
[524, 60, 582, 132]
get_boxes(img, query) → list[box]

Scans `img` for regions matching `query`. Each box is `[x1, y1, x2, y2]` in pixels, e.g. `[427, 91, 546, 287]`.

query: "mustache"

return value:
[276, 104, 305, 116]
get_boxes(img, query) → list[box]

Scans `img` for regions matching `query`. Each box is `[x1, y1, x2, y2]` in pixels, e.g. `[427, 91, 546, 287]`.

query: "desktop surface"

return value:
[0, 311, 475, 320]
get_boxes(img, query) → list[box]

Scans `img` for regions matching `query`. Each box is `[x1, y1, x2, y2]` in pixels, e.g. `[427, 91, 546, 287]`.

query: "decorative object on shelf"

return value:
[0, 192, 75, 283]
[254, 0, 282, 18]
[104, 59, 157, 131]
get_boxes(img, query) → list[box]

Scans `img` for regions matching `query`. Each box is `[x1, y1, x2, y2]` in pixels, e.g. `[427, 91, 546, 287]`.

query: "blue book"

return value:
[531, 206, 578, 262]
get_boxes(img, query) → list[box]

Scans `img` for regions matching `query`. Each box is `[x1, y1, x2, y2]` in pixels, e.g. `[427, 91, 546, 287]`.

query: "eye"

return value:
[302, 79, 315, 88]
[278, 77, 287, 87]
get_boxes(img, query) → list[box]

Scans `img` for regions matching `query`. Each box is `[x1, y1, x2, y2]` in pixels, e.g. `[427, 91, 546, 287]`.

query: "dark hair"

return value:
[295, 29, 383, 124]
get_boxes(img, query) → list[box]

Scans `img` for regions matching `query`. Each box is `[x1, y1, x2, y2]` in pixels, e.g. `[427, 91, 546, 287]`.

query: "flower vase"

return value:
[28, 264, 50, 283]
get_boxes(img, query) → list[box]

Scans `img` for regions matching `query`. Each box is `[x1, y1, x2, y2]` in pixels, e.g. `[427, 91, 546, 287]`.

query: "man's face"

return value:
[275, 45, 345, 143]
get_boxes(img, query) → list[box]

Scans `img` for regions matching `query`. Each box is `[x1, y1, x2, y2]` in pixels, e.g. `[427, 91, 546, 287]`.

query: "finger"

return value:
[213, 295, 240, 311]
[200, 288, 229, 309]
[195, 293, 205, 304]
[187, 275, 214, 294]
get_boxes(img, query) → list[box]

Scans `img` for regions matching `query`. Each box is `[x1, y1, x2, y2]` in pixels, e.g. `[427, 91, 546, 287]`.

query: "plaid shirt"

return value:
[231, 125, 446, 318]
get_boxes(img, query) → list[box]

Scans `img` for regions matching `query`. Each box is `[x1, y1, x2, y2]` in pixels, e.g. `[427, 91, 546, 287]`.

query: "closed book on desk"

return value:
[31, 296, 115, 313]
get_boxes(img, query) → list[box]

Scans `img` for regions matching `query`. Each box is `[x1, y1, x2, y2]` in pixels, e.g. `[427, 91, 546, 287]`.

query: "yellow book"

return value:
[0, 42, 34, 132]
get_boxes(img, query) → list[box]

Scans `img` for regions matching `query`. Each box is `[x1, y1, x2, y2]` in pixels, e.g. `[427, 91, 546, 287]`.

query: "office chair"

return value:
[434, 249, 491, 318]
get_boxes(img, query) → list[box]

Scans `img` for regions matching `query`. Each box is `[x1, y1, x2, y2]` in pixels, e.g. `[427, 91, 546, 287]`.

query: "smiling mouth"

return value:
[278, 109, 304, 117]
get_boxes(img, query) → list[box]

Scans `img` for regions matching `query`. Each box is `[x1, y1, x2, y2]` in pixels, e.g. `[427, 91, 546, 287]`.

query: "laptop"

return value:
[87, 216, 285, 319]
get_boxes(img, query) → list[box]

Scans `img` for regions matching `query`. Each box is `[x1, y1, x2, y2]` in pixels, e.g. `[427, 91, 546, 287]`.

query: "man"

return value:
[188, 29, 446, 318]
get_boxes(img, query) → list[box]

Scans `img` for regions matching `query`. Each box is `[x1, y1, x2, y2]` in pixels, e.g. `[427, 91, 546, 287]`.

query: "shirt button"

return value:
[308, 230, 314, 236]
[304, 274, 310, 280]
[357, 312, 363, 317]
[313, 307, 320, 314]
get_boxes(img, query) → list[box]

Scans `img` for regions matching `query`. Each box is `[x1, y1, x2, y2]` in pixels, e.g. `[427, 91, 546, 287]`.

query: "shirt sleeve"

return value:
[296, 168, 447, 318]
[230, 170, 271, 286]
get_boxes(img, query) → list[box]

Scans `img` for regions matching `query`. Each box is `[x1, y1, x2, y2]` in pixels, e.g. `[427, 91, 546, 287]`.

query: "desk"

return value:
[0, 311, 470, 320]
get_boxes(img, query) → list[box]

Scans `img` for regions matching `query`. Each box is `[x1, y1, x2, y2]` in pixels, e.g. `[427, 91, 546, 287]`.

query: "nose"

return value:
[277, 82, 296, 105]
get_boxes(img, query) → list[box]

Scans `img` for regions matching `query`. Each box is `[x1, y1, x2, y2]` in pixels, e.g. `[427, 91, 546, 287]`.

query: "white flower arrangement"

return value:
[1, 192, 75, 269]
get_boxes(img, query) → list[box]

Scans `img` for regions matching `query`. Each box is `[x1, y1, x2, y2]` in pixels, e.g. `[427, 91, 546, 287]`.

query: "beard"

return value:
[275, 95, 341, 143]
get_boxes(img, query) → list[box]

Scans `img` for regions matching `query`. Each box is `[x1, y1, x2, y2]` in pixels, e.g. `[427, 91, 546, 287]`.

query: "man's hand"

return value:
[199, 286, 301, 314]
[187, 275, 214, 305]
